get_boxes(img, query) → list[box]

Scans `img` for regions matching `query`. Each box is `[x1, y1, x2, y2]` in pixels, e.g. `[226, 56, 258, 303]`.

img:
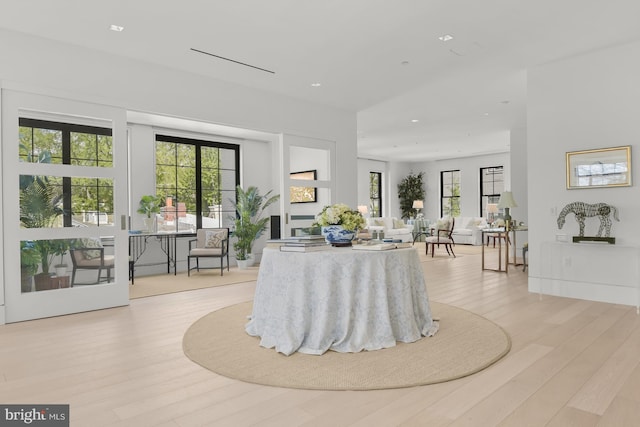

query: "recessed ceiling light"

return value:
[438, 34, 453, 42]
[483, 112, 490, 116]
[311, 82, 321, 87]
[401, 61, 410, 66]
[500, 100, 510, 104]
[109, 24, 124, 32]
[411, 119, 419, 123]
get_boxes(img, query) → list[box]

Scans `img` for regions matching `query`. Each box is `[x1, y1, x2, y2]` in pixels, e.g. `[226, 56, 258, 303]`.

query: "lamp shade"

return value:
[412, 200, 424, 209]
[357, 205, 368, 214]
[486, 203, 498, 214]
[497, 191, 518, 209]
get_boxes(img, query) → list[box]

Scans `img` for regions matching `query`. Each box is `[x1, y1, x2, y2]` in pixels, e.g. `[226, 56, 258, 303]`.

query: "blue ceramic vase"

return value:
[321, 225, 356, 246]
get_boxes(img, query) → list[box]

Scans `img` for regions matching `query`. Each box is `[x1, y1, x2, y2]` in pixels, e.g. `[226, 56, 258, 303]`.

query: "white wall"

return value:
[528, 39, 640, 306]
[510, 127, 528, 226]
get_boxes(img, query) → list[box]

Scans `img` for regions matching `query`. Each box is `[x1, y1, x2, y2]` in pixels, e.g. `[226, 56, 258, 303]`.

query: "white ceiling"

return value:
[2, 0, 640, 162]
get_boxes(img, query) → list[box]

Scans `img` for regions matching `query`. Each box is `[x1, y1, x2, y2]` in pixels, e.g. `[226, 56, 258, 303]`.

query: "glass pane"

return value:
[221, 190, 236, 213]
[70, 177, 114, 226]
[20, 237, 115, 292]
[220, 147, 236, 166]
[155, 141, 176, 165]
[201, 146, 220, 168]
[220, 169, 237, 191]
[176, 144, 195, 167]
[156, 165, 177, 191]
[19, 127, 63, 164]
[176, 166, 196, 192]
[20, 175, 64, 228]
[68, 132, 114, 168]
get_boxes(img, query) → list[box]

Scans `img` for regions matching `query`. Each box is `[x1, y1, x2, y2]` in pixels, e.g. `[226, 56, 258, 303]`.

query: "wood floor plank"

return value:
[545, 406, 600, 427]
[596, 396, 640, 427]
[567, 316, 640, 415]
[2, 248, 639, 426]
[455, 304, 633, 426]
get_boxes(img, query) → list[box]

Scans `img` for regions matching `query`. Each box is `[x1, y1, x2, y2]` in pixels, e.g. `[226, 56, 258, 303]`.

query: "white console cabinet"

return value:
[529, 241, 640, 313]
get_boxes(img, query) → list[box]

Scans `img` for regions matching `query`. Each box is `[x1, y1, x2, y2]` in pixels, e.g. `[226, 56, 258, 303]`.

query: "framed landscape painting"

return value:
[566, 146, 631, 189]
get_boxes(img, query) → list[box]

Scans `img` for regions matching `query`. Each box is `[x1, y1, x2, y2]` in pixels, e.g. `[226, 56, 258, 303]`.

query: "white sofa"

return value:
[366, 217, 413, 242]
[433, 216, 489, 246]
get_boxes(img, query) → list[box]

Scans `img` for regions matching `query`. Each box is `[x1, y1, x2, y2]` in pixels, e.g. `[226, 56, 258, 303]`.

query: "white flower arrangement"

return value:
[314, 203, 366, 232]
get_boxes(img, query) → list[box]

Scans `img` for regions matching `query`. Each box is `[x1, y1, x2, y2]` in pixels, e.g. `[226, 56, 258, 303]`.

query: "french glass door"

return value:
[2, 90, 129, 323]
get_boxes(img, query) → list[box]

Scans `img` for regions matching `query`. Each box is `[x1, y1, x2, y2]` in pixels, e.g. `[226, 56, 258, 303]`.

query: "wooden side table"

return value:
[482, 228, 509, 272]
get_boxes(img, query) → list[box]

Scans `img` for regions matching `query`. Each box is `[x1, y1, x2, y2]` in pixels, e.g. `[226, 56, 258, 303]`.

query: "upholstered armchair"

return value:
[187, 228, 230, 276]
[69, 238, 115, 285]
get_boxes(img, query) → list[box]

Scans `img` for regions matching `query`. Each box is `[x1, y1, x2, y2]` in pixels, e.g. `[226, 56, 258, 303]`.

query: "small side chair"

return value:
[425, 217, 456, 257]
[187, 228, 230, 276]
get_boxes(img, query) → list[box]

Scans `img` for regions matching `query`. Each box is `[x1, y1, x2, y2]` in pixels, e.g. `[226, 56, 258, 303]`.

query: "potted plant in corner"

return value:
[20, 241, 41, 293]
[231, 186, 279, 269]
[398, 171, 425, 219]
[137, 195, 162, 232]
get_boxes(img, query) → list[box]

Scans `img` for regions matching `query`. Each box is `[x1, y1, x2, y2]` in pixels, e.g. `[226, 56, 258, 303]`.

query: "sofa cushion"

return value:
[393, 219, 406, 229]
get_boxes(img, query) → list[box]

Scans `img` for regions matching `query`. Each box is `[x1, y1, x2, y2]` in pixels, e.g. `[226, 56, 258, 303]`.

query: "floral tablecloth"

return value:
[245, 247, 438, 355]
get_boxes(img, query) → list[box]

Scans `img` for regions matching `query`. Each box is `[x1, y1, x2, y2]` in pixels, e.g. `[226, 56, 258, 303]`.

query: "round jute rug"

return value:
[183, 301, 510, 391]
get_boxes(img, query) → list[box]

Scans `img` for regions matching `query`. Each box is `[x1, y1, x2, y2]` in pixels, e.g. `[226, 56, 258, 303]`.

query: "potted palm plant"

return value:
[231, 186, 279, 269]
[19, 175, 70, 290]
[137, 195, 162, 232]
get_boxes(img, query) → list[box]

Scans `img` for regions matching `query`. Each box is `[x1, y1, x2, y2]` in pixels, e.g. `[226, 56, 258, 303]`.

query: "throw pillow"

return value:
[205, 230, 226, 248]
[436, 219, 450, 230]
[393, 219, 405, 229]
[78, 237, 103, 259]
[374, 219, 385, 227]
[467, 218, 482, 228]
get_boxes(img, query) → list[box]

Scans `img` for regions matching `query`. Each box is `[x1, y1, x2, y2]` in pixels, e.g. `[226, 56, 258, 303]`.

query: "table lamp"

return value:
[412, 200, 424, 216]
[357, 205, 369, 217]
[497, 191, 518, 229]
[486, 203, 498, 223]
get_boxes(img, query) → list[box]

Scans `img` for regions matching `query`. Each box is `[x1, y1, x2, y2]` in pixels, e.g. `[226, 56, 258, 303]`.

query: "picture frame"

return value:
[566, 146, 631, 189]
[290, 170, 317, 203]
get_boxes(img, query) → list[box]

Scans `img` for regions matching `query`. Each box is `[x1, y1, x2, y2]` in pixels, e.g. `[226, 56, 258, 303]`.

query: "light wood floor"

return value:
[2, 244, 640, 426]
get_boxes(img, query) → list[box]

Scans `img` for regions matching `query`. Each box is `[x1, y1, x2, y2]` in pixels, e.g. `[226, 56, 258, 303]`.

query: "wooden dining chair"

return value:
[425, 217, 456, 257]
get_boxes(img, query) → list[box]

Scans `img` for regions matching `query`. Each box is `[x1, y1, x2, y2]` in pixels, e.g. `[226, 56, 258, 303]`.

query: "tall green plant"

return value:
[19, 177, 68, 274]
[397, 172, 425, 219]
[231, 186, 280, 260]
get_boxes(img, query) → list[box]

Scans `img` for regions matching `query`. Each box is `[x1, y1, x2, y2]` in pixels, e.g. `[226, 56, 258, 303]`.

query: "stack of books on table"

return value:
[276, 236, 330, 252]
[352, 240, 412, 251]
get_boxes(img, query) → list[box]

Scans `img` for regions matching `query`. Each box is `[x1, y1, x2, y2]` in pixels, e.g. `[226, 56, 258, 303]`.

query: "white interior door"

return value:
[280, 135, 335, 238]
[2, 90, 129, 323]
